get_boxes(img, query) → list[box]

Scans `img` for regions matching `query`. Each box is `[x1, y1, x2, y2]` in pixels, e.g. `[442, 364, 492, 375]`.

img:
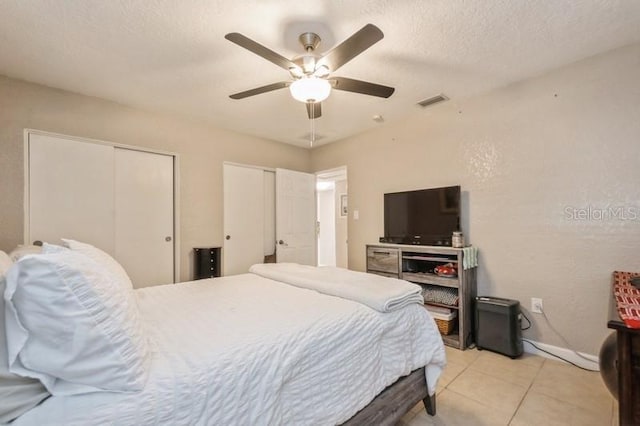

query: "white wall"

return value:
[0, 75, 311, 281]
[310, 43, 640, 354]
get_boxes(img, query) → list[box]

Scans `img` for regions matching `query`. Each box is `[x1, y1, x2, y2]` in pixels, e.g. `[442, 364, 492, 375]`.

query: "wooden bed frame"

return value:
[342, 367, 435, 425]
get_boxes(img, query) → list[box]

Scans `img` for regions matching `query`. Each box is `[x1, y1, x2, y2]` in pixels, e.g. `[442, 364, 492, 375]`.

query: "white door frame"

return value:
[23, 128, 181, 283]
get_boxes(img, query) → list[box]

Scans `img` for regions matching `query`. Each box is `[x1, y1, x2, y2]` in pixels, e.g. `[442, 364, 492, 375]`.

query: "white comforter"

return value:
[249, 263, 424, 312]
[15, 274, 446, 426]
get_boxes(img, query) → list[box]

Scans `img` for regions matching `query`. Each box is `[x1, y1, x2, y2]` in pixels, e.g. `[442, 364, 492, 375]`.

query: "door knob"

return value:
[278, 240, 288, 246]
[226, 235, 231, 240]
[165, 236, 172, 242]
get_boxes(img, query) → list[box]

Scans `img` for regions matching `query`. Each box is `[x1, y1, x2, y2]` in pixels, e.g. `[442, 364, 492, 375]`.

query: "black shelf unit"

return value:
[193, 247, 222, 280]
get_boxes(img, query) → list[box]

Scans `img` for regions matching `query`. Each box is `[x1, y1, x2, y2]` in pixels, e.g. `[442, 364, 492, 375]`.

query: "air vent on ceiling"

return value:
[299, 132, 325, 142]
[417, 94, 449, 108]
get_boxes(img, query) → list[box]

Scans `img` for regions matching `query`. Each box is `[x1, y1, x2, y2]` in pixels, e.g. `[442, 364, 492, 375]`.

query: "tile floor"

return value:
[398, 346, 617, 426]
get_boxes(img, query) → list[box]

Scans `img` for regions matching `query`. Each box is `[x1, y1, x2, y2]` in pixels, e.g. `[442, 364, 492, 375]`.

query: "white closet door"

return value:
[28, 133, 115, 251]
[275, 168, 317, 265]
[115, 148, 174, 288]
[223, 164, 265, 276]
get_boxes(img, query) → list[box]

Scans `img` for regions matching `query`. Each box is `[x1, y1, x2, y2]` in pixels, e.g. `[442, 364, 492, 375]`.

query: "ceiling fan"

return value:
[225, 24, 395, 119]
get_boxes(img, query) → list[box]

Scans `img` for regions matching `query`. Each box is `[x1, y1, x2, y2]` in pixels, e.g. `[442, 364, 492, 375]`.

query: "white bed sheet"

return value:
[15, 273, 446, 426]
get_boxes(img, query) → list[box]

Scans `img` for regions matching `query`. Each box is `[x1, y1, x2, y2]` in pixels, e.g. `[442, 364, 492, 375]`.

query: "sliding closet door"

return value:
[28, 131, 177, 288]
[28, 133, 115, 251]
[223, 164, 264, 275]
[115, 148, 174, 288]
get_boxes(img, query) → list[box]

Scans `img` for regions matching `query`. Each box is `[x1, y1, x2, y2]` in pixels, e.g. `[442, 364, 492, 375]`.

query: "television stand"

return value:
[366, 243, 477, 350]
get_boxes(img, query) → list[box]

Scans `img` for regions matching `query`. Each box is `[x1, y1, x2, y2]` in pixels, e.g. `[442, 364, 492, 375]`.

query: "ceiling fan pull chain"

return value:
[309, 103, 315, 147]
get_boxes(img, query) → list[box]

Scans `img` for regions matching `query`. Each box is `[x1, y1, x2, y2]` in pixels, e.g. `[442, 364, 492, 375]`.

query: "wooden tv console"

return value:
[366, 243, 477, 350]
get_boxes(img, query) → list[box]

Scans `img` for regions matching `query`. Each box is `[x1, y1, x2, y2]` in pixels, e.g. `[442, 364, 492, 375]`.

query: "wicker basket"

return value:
[434, 317, 455, 335]
[425, 307, 457, 336]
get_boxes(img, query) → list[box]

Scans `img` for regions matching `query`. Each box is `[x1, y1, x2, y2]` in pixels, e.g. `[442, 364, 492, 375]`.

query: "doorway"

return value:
[316, 166, 348, 268]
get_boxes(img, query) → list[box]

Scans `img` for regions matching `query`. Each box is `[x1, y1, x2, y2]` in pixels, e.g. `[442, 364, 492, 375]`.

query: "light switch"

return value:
[353, 209, 359, 220]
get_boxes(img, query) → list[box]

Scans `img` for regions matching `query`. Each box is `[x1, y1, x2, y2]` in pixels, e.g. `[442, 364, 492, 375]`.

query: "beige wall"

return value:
[0, 75, 311, 281]
[311, 43, 640, 354]
[2, 43, 638, 354]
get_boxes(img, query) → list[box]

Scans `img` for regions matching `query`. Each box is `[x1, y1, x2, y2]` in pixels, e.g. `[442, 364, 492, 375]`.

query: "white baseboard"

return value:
[522, 339, 600, 371]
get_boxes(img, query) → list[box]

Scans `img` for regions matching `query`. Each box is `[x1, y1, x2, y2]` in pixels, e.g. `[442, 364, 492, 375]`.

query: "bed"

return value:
[1, 243, 446, 425]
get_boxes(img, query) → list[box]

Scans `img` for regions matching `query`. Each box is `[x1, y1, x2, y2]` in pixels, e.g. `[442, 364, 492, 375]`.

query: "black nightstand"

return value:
[193, 247, 221, 280]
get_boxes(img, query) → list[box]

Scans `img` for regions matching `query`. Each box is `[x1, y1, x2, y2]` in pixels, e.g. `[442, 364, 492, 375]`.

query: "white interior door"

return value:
[223, 164, 265, 275]
[276, 168, 316, 265]
[28, 133, 115, 251]
[115, 148, 174, 288]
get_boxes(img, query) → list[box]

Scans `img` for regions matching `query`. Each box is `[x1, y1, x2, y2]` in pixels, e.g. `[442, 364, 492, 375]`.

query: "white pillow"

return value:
[41, 242, 66, 254]
[1, 277, 50, 423]
[61, 239, 133, 290]
[2, 252, 50, 422]
[4, 250, 150, 395]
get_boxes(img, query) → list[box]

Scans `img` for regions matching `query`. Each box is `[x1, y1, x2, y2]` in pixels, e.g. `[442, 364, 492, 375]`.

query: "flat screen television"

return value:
[383, 185, 461, 246]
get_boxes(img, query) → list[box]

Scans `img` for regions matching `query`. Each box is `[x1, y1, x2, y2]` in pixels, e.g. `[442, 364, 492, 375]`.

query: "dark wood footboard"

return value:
[342, 367, 434, 426]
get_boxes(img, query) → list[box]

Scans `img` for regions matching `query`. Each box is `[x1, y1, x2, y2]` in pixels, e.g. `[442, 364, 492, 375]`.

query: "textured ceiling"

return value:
[1, 1, 639, 148]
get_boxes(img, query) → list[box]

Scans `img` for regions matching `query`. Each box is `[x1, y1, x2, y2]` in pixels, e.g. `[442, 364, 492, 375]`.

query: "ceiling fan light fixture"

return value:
[290, 77, 331, 103]
[226, 24, 393, 120]
[289, 66, 304, 78]
[313, 64, 330, 78]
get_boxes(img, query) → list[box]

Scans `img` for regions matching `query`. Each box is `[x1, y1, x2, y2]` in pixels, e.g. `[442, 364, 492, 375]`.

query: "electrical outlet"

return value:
[531, 298, 543, 314]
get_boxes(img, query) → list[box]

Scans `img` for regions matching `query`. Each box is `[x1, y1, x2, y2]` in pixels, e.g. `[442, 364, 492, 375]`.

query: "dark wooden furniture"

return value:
[608, 296, 640, 425]
[342, 367, 435, 425]
[193, 247, 221, 280]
